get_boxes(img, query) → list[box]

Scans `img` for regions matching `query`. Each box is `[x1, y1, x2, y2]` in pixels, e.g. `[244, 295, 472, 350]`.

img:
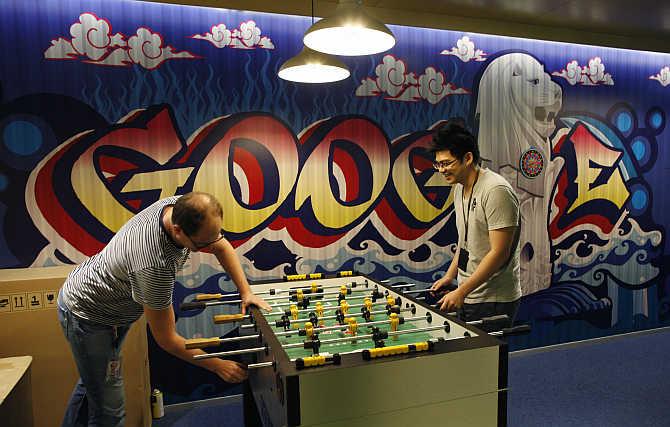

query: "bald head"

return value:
[172, 192, 223, 236]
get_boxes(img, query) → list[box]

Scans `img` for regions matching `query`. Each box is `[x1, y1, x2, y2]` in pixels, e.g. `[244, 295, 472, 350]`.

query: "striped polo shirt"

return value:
[59, 196, 190, 326]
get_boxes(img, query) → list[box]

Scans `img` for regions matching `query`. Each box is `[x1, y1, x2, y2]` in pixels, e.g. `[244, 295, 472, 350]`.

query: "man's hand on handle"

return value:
[240, 293, 272, 315]
[213, 359, 248, 383]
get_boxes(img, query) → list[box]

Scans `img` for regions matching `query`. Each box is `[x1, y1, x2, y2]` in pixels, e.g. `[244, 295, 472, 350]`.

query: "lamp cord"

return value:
[311, 0, 314, 25]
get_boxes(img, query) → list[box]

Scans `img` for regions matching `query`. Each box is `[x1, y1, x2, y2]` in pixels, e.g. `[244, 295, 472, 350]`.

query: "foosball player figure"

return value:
[315, 302, 325, 326]
[346, 317, 358, 343]
[362, 297, 374, 320]
[291, 289, 305, 303]
[371, 326, 389, 348]
[339, 300, 350, 315]
[370, 286, 384, 301]
[303, 321, 315, 339]
[386, 296, 397, 311]
[387, 305, 401, 315]
[303, 334, 321, 355]
[308, 312, 320, 329]
[390, 312, 400, 340]
[276, 315, 288, 330]
[290, 305, 301, 330]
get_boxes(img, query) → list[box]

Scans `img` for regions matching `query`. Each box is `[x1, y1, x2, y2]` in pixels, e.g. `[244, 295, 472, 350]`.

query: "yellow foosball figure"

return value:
[339, 300, 350, 315]
[315, 302, 325, 327]
[364, 297, 374, 320]
[390, 312, 399, 340]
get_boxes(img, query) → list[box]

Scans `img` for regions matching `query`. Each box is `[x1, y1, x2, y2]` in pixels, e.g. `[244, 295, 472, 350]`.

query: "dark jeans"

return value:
[57, 298, 130, 427]
[460, 299, 520, 331]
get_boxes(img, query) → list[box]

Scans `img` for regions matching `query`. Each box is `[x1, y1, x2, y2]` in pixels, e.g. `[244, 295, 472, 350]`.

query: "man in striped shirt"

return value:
[57, 191, 271, 427]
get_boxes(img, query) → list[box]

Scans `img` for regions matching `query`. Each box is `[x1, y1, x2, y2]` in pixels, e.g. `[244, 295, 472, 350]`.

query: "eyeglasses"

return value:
[433, 159, 459, 170]
[188, 229, 225, 250]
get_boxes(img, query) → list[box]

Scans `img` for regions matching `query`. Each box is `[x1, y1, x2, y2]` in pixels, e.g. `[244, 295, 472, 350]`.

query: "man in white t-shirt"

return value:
[428, 119, 522, 326]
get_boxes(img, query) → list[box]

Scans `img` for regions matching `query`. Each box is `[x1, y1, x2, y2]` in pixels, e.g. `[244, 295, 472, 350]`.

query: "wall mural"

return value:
[1, 0, 669, 368]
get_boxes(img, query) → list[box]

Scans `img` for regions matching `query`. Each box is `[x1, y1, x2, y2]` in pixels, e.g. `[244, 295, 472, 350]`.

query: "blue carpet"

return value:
[508, 328, 670, 426]
[152, 398, 244, 427]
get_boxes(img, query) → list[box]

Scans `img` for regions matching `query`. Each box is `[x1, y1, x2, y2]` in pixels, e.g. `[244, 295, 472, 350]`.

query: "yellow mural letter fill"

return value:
[567, 124, 629, 214]
[392, 136, 453, 223]
[193, 115, 299, 234]
[295, 118, 390, 230]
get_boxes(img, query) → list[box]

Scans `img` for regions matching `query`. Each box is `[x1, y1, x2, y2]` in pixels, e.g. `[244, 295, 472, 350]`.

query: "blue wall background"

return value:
[1, 0, 669, 401]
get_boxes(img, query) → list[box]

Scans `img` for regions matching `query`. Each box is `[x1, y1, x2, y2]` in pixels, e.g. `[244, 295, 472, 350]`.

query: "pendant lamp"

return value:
[278, 46, 350, 83]
[303, 0, 396, 56]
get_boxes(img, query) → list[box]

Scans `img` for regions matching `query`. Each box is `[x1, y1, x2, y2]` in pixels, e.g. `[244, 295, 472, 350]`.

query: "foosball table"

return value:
[181, 272, 526, 426]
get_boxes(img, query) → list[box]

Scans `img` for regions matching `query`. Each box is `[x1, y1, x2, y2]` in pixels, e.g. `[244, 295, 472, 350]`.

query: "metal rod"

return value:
[266, 291, 373, 310]
[247, 361, 275, 369]
[283, 324, 447, 349]
[193, 346, 267, 360]
[202, 298, 243, 307]
[401, 289, 429, 295]
[279, 306, 412, 327]
[215, 334, 260, 344]
[391, 283, 416, 289]
[240, 305, 410, 330]
[275, 315, 428, 337]
[265, 297, 394, 317]
[281, 280, 369, 292]
[195, 280, 370, 301]
[241, 323, 258, 330]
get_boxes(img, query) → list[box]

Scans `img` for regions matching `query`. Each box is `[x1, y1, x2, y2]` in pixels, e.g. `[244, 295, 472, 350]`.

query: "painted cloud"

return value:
[44, 37, 79, 60]
[649, 66, 670, 87]
[552, 57, 614, 86]
[44, 13, 197, 69]
[191, 20, 274, 49]
[440, 36, 487, 62]
[356, 55, 469, 104]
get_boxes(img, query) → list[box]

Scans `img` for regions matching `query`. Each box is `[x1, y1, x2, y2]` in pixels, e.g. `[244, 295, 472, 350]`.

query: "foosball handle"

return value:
[195, 293, 224, 301]
[185, 337, 221, 349]
[180, 301, 206, 311]
[479, 314, 509, 325]
[500, 325, 531, 336]
[213, 313, 246, 324]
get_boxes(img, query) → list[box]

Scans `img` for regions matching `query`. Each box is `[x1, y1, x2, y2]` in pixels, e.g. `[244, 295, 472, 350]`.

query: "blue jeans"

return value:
[57, 301, 130, 427]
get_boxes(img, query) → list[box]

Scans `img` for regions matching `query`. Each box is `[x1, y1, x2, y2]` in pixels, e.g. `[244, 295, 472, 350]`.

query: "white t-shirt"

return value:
[454, 168, 522, 303]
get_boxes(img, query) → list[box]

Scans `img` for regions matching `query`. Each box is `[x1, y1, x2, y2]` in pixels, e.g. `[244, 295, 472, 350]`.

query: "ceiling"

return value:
[146, 0, 670, 53]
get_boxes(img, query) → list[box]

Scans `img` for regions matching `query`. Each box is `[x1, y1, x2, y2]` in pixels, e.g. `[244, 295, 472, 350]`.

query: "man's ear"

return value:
[464, 152, 474, 167]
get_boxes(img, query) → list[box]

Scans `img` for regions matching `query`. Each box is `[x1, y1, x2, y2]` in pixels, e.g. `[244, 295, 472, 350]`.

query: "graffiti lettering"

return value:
[550, 122, 630, 237]
[295, 117, 390, 230]
[566, 123, 629, 214]
[29, 107, 452, 256]
[192, 114, 300, 234]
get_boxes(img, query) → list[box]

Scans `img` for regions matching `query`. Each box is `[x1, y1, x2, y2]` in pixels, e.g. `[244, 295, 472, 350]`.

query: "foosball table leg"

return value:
[243, 379, 262, 427]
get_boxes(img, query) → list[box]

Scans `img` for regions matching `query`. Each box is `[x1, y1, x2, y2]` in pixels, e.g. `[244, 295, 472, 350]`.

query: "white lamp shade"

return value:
[303, 1, 396, 56]
[278, 47, 350, 83]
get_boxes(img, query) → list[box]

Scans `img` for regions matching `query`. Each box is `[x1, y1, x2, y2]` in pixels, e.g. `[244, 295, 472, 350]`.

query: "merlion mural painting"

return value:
[0, 0, 668, 349]
[476, 52, 564, 295]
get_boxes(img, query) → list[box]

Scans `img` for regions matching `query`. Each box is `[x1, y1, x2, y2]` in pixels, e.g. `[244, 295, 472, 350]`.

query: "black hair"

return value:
[172, 192, 223, 236]
[428, 117, 480, 164]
